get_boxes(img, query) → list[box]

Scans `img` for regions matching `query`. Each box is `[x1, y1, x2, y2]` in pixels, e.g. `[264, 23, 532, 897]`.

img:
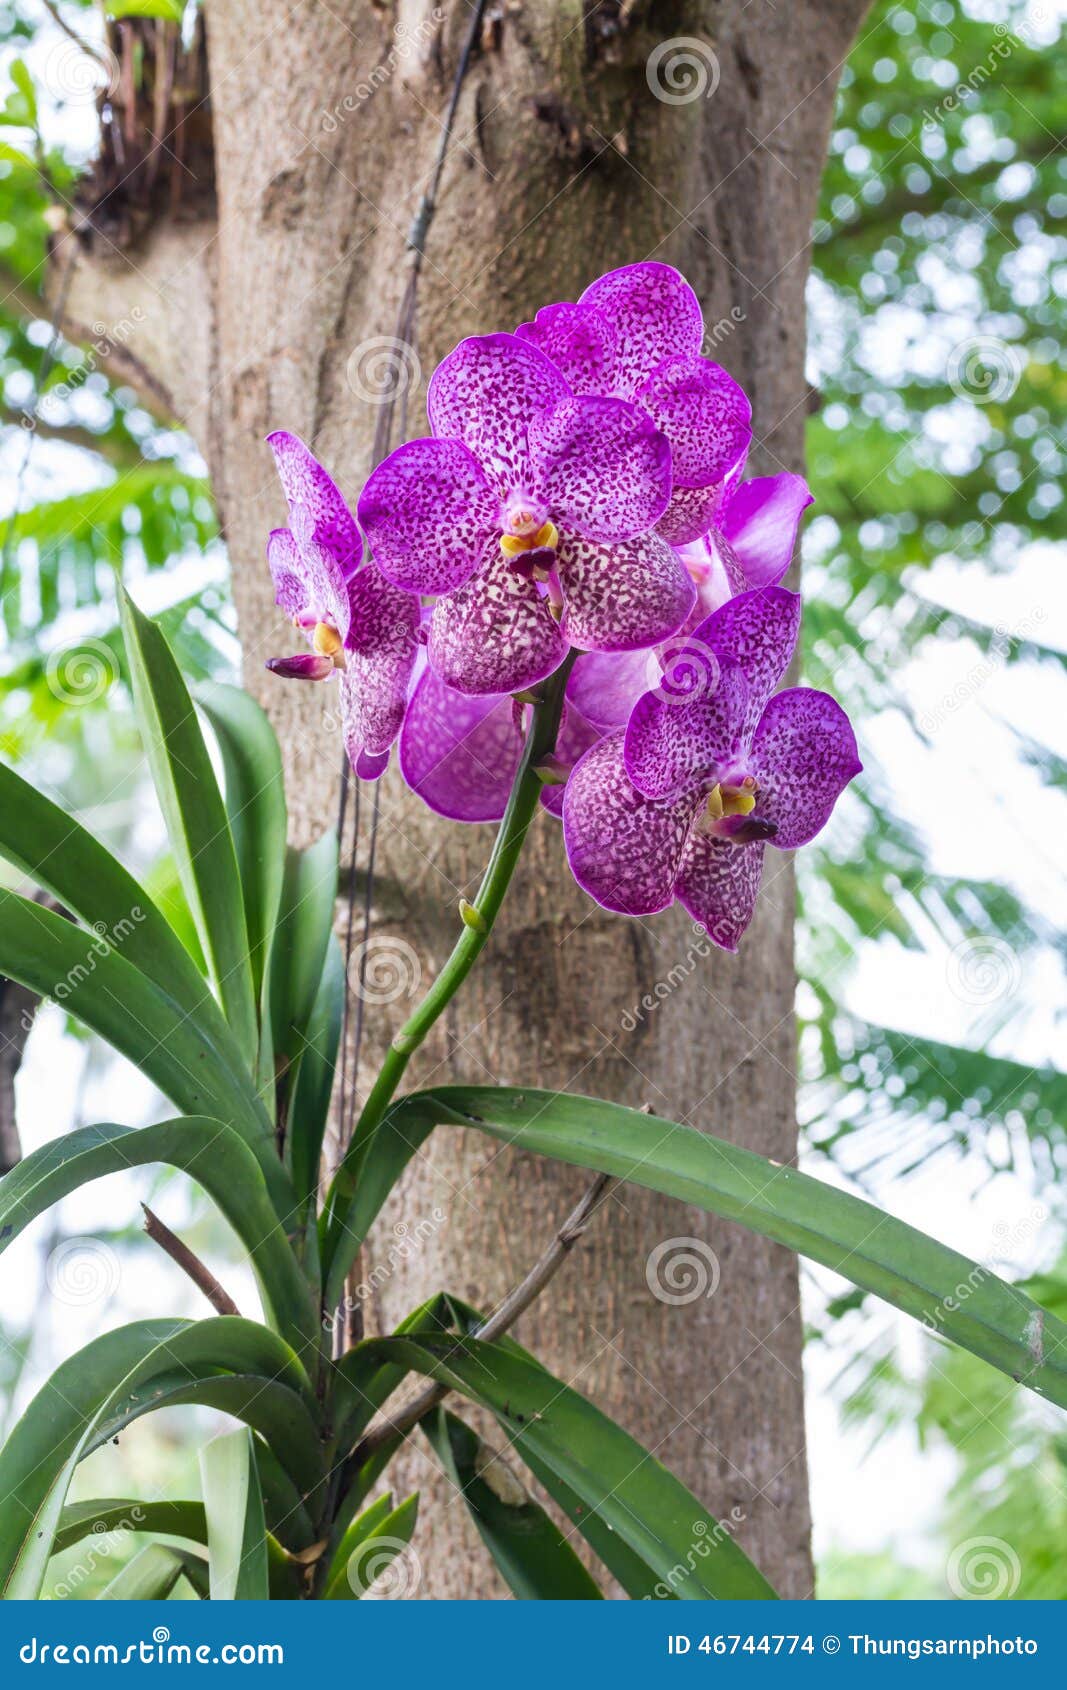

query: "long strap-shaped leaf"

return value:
[0, 1118, 318, 1356]
[0, 1317, 321, 1595]
[200, 1428, 270, 1600]
[420, 1406, 603, 1600]
[0, 891, 286, 1206]
[355, 1332, 774, 1600]
[0, 757, 248, 1083]
[119, 588, 257, 1065]
[384, 1086, 1067, 1410]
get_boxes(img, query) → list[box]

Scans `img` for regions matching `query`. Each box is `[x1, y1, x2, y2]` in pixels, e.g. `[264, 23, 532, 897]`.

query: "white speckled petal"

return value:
[267, 527, 309, 620]
[624, 652, 750, 800]
[578, 263, 704, 399]
[357, 437, 498, 594]
[690, 587, 801, 732]
[428, 542, 569, 696]
[427, 333, 570, 492]
[267, 431, 362, 576]
[515, 301, 616, 395]
[527, 397, 672, 543]
[749, 687, 861, 849]
[555, 529, 695, 653]
[563, 730, 697, 916]
[636, 356, 751, 491]
[675, 835, 765, 953]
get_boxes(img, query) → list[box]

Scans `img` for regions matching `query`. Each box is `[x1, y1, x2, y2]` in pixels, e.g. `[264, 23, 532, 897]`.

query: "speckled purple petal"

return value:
[427, 333, 569, 492]
[344, 559, 420, 661]
[674, 835, 765, 953]
[357, 437, 498, 595]
[334, 561, 419, 770]
[539, 705, 602, 818]
[267, 528, 308, 618]
[656, 483, 728, 547]
[749, 687, 861, 849]
[554, 530, 695, 653]
[267, 431, 362, 577]
[578, 263, 704, 400]
[636, 357, 751, 489]
[718, 474, 813, 589]
[624, 653, 750, 801]
[399, 667, 522, 822]
[515, 301, 615, 395]
[692, 587, 801, 733]
[566, 648, 651, 730]
[527, 397, 671, 544]
[563, 730, 697, 916]
[428, 542, 568, 696]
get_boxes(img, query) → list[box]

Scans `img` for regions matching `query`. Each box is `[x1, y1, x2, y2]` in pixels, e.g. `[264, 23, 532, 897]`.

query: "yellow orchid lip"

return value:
[500, 520, 559, 559]
[312, 621, 346, 669]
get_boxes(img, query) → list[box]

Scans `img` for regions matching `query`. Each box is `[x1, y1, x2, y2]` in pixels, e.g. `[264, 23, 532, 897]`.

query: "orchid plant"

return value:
[1, 265, 1062, 1602]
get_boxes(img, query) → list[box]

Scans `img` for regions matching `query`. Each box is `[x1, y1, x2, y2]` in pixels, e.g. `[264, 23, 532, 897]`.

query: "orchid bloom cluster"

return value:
[264, 263, 860, 951]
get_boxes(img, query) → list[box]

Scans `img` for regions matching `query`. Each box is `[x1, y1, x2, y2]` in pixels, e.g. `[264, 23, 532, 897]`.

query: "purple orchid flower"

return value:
[676, 471, 815, 622]
[517, 262, 754, 547]
[264, 431, 419, 779]
[562, 588, 861, 951]
[357, 333, 696, 697]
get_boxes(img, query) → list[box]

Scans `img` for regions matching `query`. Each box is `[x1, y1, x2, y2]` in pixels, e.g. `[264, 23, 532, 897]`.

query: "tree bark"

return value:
[61, 0, 869, 1598]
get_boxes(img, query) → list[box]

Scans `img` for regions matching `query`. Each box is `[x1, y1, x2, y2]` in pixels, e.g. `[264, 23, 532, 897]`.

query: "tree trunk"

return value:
[63, 0, 869, 1598]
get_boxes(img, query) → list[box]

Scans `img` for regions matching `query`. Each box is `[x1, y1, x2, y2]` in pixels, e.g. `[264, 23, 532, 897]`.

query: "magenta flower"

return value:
[357, 334, 695, 696]
[517, 263, 753, 547]
[264, 432, 419, 779]
[677, 471, 815, 622]
[562, 589, 861, 951]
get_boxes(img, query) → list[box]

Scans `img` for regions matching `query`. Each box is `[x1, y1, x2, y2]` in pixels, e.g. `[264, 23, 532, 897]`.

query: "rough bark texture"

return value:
[62, 0, 870, 1598]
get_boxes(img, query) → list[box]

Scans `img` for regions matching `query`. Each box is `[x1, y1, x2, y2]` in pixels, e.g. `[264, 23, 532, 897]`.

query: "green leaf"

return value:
[2, 59, 36, 128]
[118, 587, 257, 1064]
[326, 1493, 419, 1600]
[107, 1, 185, 24]
[196, 684, 287, 1053]
[400, 1086, 1067, 1410]
[0, 890, 282, 1200]
[0, 1317, 322, 1593]
[269, 832, 339, 1070]
[0, 756, 248, 1078]
[54, 1499, 207, 1557]
[321, 1101, 434, 1308]
[99, 1544, 190, 1601]
[200, 1428, 269, 1600]
[420, 1407, 603, 1600]
[287, 936, 344, 1215]
[320, 1491, 393, 1595]
[0, 1118, 317, 1355]
[357, 1332, 772, 1600]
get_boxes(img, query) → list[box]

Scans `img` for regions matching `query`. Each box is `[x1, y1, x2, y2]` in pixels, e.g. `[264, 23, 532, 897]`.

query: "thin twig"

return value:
[41, 0, 114, 71]
[350, 1172, 618, 1463]
[141, 1204, 240, 1317]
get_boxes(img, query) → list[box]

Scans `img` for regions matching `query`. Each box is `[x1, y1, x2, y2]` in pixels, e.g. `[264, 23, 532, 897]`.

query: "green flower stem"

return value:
[323, 651, 577, 1248]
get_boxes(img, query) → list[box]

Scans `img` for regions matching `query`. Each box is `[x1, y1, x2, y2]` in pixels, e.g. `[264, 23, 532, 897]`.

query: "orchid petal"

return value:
[399, 667, 522, 823]
[563, 731, 696, 916]
[357, 437, 498, 594]
[578, 263, 704, 399]
[265, 653, 335, 681]
[539, 705, 602, 818]
[428, 543, 568, 696]
[266, 528, 308, 619]
[674, 836, 765, 953]
[624, 653, 751, 801]
[718, 473, 813, 589]
[555, 530, 695, 653]
[636, 357, 751, 489]
[427, 333, 569, 491]
[527, 397, 671, 543]
[515, 301, 615, 395]
[266, 431, 362, 577]
[749, 687, 861, 848]
[692, 587, 801, 733]
[566, 648, 651, 731]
